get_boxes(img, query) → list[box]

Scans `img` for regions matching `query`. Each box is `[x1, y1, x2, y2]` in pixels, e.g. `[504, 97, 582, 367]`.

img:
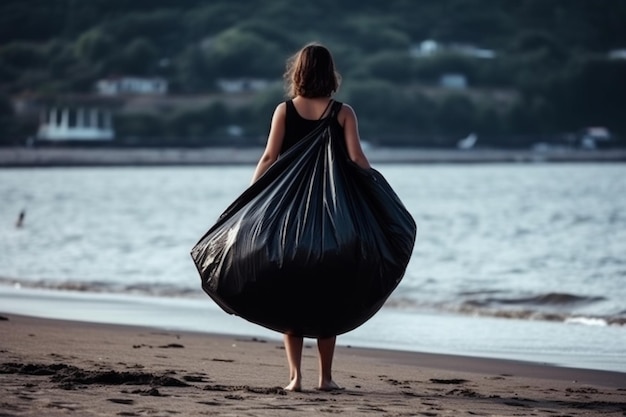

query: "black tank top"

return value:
[280, 100, 341, 155]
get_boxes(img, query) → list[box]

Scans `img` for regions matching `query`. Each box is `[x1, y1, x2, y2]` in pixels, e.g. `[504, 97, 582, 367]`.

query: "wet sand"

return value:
[1, 314, 624, 416]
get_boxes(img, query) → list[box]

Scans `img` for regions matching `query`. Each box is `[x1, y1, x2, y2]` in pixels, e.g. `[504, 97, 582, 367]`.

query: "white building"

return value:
[439, 73, 468, 89]
[410, 39, 441, 58]
[410, 40, 496, 59]
[452, 44, 496, 59]
[37, 107, 114, 141]
[96, 76, 168, 96]
[216, 78, 272, 93]
[608, 49, 626, 60]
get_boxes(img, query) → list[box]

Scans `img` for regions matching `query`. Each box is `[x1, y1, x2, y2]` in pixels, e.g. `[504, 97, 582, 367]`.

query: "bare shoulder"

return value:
[338, 102, 357, 126]
[339, 102, 356, 115]
[271, 102, 287, 121]
[275, 101, 287, 114]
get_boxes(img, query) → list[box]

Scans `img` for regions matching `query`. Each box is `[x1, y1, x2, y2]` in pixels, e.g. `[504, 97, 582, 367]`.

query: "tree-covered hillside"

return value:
[1, 0, 626, 147]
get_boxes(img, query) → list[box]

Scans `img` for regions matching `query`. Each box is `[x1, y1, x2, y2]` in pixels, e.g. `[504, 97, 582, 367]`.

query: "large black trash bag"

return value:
[191, 102, 416, 338]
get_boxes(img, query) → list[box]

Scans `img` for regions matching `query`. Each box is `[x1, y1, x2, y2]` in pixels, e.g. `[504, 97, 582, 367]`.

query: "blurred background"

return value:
[1, 1, 626, 370]
[1, 0, 626, 150]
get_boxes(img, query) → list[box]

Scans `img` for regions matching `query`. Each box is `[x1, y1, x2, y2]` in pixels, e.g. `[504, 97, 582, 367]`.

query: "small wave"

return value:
[456, 292, 624, 326]
[3, 277, 624, 327]
[457, 289, 504, 297]
[0, 276, 203, 298]
[463, 292, 606, 308]
[564, 317, 608, 326]
[456, 305, 625, 326]
[385, 296, 625, 327]
[458, 304, 624, 327]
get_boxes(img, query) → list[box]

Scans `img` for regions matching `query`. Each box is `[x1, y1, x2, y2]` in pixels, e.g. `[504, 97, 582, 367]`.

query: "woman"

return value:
[250, 43, 371, 392]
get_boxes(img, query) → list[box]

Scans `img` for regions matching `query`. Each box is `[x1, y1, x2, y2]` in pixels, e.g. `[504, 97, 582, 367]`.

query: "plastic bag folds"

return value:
[191, 103, 416, 337]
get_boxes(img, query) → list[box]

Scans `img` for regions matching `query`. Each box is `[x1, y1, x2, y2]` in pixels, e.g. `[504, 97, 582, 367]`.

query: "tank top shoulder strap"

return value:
[329, 100, 343, 119]
[285, 99, 296, 116]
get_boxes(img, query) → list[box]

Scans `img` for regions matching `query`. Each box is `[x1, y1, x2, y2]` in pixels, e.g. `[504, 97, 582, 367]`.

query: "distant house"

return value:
[579, 127, 612, 149]
[37, 106, 114, 142]
[451, 43, 496, 59]
[439, 73, 468, 89]
[410, 39, 441, 57]
[96, 76, 168, 96]
[410, 39, 496, 59]
[216, 78, 272, 93]
[457, 132, 478, 150]
[608, 49, 626, 60]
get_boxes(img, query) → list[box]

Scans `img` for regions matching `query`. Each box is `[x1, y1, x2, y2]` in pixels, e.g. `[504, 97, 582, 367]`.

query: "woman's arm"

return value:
[340, 104, 371, 170]
[251, 103, 286, 184]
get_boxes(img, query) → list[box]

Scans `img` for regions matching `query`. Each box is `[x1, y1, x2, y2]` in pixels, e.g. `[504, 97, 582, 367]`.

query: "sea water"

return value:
[1, 163, 625, 371]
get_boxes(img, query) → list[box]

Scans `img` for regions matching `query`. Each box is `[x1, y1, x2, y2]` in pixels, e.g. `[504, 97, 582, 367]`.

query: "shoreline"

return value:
[2, 314, 625, 416]
[1, 146, 626, 167]
[1, 285, 625, 374]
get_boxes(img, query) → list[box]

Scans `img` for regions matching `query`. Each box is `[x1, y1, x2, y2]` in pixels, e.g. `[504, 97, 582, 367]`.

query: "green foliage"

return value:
[0, 42, 62, 92]
[115, 113, 163, 139]
[508, 30, 568, 59]
[116, 102, 234, 145]
[165, 102, 231, 139]
[432, 7, 514, 47]
[1, 0, 626, 145]
[0, 1, 66, 44]
[435, 94, 476, 136]
[208, 28, 284, 78]
[547, 58, 626, 133]
[0, 93, 16, 145]
[186, 3, 252, 39]
[243, 85, 286, 136]
[359, 51, 413, 84]
[413, 53, 479, 84]
[0, 42, 44, 69]
[74, 29, 114, 64]
[45, 40, 77, 79]
[341, 80, 418, 140]
[101, 10, 184, 55]
[118, 38, 160, 75]
[342, 16, 411, 52]
[408, 93, 438, 136]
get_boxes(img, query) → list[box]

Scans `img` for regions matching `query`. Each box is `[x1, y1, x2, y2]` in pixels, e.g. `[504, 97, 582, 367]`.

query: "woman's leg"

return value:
[317, 336, 341, 390]
[283, 334, 303, 391]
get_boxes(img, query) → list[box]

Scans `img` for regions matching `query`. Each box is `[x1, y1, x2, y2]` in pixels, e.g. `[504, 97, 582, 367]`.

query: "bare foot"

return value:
[284, 378, 302, 392]
[316, 380, 343, 391]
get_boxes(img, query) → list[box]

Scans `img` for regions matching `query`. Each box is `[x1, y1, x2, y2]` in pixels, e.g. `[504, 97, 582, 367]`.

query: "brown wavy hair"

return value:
[284, 43, 341, 98]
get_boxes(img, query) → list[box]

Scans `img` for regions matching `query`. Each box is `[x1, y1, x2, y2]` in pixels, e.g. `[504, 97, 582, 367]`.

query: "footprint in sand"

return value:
[197, 400, 223, 406]
[183, 375, 209, 382]
[429, 378, 468, 384]
[107, 398, 134, 405]
[129, 388, 164, 397]
[46, 401, 77, 411]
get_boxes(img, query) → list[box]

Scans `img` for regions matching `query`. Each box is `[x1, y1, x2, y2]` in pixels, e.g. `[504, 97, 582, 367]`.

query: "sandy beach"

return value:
[1, 314, 624, 417]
